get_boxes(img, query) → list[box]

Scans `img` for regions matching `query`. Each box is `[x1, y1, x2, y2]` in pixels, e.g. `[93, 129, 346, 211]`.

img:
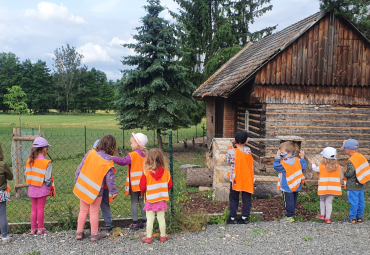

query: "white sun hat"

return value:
[320, 147, 337, 159]
[132, 133, 148, 148]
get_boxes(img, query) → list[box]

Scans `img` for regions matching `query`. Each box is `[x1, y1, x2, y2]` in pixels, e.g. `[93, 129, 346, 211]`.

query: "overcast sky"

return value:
[0, 0, 321, 81]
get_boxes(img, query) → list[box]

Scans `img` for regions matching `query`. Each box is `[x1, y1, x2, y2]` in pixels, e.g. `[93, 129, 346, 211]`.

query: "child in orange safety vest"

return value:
[139, 148, 172, 244]
[226, 131, 254, 224]
[274, 141, 306, 223]
[0, 142, 13, 244]
[341, 139, 370, 223]
[112, 133, 148, 230]
[310, 147, 341, 224]
[26, 137, 55, 235]
[74, 134, 118, 241]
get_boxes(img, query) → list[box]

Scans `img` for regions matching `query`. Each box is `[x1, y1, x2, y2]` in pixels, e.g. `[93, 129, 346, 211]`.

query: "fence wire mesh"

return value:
[1, 128, 369, 225]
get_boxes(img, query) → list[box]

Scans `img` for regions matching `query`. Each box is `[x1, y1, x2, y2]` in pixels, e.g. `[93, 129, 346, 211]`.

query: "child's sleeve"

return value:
[273, 156, 285, 172]
[168, 176, 173, 190]
[44, 163, 52, 187]
[112, 154, 131, 166]
[227, 149, 235, 165]
[311, 164, 320, 172]
[106, 168, 117, 195]
[4, 162, 13, 181]
[139, 174, 147, 195]
[344, 161, 356, 178]
[300, 158, 307, 171]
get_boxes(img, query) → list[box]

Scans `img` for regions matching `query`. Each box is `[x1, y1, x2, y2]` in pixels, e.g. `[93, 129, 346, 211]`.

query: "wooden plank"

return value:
[266, 113, 370, 121]
[281, 49, 287, 84]
[352, 38, 359, 85]
[292, 41, 298, 84]
[337, 20, 344, 85]
[266, 61, 271, 84]
[286, 46, 293, 84]
[271, 58, 277, 84]
[307, 27, 314, 84]
[276, 54, 282, 84]
[361, 43, 366, 86]
[297, 36, 303, 84]
[260, 64, 266, 84]
[302, 31, 308, 84]
[341, 23, 349, 86]
[254, 70, 261, 84]
[347, 30, 353, 85]
[322, 16, 329, 85]
[332, 17, 339, 85]
[327, 14, 334, 85]
[313, 23, 319, 84]
[265, 120, 370, 128]
[317, 18, 325, 85]
[366, 47, 370, 85]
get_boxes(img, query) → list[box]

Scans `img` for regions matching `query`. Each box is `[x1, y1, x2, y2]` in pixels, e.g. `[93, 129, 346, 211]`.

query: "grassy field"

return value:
[0, 113, 207, 223]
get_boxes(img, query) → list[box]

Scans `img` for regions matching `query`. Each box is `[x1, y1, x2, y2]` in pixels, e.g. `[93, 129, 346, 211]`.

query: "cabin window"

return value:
[245, 110, 249, 132]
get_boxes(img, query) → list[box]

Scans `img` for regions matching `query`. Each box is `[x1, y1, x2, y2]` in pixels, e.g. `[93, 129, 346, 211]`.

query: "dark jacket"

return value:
[344, 161, 363, 191]
[0, 142, 13, 191]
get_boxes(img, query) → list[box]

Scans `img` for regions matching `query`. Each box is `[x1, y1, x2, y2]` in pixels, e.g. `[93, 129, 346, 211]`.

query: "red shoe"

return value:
[324, 219, 331, 224]
[316, 215, 325, 220]
[141, 237, 153, 244]
[160, 234, 169, 243]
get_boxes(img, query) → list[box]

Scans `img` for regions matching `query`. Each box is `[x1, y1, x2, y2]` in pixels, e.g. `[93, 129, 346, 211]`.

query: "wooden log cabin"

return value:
[193, 11, 370, 174]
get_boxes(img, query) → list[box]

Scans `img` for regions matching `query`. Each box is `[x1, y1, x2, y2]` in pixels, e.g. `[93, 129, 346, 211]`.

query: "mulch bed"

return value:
[182, 192, 317, 221]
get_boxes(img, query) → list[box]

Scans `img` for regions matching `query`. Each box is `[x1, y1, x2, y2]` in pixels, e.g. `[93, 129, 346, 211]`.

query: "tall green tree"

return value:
[0, 53, 21, 112]
[320, 0, 370, 38]
[20, 59, 53, 113]
[116, 0, 197, 150]
[100, 82, 116, 113]
[52, 44, 85, 112]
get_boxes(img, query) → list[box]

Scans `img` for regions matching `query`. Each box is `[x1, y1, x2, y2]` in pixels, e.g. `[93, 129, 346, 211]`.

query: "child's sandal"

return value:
[37, 228, 49, 235]
[356, 217, 363, 223]
[29, 229, 37, 235]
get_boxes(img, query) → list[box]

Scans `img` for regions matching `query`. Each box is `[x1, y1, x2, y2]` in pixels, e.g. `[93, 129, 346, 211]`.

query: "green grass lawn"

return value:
[0, 113, 207, 223]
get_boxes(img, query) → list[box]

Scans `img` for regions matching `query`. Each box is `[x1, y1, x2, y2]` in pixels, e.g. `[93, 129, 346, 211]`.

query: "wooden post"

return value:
[13, 128, 22, 198]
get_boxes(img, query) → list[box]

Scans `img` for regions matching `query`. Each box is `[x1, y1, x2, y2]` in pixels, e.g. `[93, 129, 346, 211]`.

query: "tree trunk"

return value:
[66, 92, 69, 112]
[156, 128, 163, 151]
[186, 168, 213, 187]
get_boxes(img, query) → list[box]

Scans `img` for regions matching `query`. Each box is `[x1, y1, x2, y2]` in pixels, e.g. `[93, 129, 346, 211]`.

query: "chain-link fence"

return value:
[2, 127, 369, 225]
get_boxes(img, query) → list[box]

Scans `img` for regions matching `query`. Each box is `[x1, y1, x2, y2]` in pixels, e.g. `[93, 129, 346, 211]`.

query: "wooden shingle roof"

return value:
[193, 11, 327, 98]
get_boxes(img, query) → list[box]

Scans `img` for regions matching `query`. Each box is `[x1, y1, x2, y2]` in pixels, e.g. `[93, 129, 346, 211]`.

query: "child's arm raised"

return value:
[112, 154, 131, 166]
[273, 150, 285, 172]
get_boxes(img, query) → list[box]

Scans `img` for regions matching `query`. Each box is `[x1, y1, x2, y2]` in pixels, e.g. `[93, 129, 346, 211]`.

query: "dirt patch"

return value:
[182, 192, 317, 221]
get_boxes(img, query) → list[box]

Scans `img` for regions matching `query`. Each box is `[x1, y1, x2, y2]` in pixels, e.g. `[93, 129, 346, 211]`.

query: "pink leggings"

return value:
[30, 196, 47, 229]
[77, 197, 102, 234]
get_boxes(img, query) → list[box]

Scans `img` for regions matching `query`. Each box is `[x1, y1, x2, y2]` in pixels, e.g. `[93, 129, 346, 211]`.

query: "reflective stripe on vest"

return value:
[73, 150, 114, 204]
[125, 151, 145, 196]
[318, 164, 342, 196]
[349, 153, 370, 184]
[144, 169, 170, 203]
[25, 158, 50, 187]
[344, 178, 347, 189]
[280, 158, 305, 191]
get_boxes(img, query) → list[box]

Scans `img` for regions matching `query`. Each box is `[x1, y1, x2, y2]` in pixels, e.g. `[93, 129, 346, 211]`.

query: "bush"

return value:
[172, 209, 210, 232]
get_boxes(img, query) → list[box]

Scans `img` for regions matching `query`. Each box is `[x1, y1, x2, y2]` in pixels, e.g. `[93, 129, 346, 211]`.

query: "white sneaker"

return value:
[2, 235, 11, 244]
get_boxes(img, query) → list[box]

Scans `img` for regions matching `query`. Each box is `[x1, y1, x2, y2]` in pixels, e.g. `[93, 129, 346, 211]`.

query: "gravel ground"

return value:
[2, 221, 370, 255]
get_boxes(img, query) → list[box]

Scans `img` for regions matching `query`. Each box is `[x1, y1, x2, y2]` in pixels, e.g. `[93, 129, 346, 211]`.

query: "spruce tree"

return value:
[116, 0, 197, 150]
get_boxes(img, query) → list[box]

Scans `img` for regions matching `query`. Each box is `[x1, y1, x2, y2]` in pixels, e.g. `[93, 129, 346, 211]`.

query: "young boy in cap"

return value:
[226, 131, 254, 224]
[274, 141, 306, 223]
[342, 139, 370, 223]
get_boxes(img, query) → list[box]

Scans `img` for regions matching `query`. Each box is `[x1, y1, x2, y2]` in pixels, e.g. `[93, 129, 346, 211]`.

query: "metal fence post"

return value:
[169, 130, 174, 215]
[84, 126, 87, 154]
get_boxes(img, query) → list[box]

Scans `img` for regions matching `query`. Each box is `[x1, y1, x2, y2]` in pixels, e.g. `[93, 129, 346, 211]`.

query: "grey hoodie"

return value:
[0, 142, 13, 191]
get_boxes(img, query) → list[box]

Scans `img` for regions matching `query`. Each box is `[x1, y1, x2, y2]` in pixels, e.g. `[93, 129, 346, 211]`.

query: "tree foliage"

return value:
[173, 0, 276, 83]
[116, 0, 197, 149]
[53, 44, 86, 112]
[0, 53, 20, 111]
[320, 0, 370, 38]
[3, 86, 28, 129]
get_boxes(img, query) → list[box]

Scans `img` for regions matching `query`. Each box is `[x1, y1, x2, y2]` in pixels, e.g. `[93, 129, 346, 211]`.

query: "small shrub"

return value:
[297, 193, 309, 202]
[208, 207, 229, 225]
[293, 215, 304, 222]
[24, 251, 41, 255]
[302, 237, 312, 241]
[307, 190, 319, 202]
[55, 206, 78, 231]
[251, 228, 265, 237]
[249, 213, 263, 223]
[173, 209, 210, 232]
[302, 202, 319, 212]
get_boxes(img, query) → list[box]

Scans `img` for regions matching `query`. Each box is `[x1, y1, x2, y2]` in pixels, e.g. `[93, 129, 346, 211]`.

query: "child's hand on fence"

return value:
[112, 193, 118, 199]
[299, 149, 305, 159]
[276, 150, 280, 157]
[227, 142, 233, 150]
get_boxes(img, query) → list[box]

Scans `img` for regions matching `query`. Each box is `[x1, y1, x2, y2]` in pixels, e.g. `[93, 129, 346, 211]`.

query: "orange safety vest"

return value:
[125, 151, 145, 196]
[229, 148, 254, 193]
[350, 153, 370, 184]
[6, 181, 11, 193]
[278, 158, 305, 191]
[73, 150, 115, 204]
[26, 158, 56, 197]
[318, 164, 342, 196]
[144, 169, 170, 203]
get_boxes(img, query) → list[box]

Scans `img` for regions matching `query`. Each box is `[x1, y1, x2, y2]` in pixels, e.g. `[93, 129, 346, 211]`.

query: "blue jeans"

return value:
[283, 191, 299, 217]
[347, 190, 365, 219]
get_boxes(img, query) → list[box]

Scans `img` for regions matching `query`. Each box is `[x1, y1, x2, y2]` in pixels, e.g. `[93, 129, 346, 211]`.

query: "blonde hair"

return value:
[144, 148, 167, 173]
[130, 136, 147, 156]
[321, 157, 339, 172]
[279, 141, 295, 154]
